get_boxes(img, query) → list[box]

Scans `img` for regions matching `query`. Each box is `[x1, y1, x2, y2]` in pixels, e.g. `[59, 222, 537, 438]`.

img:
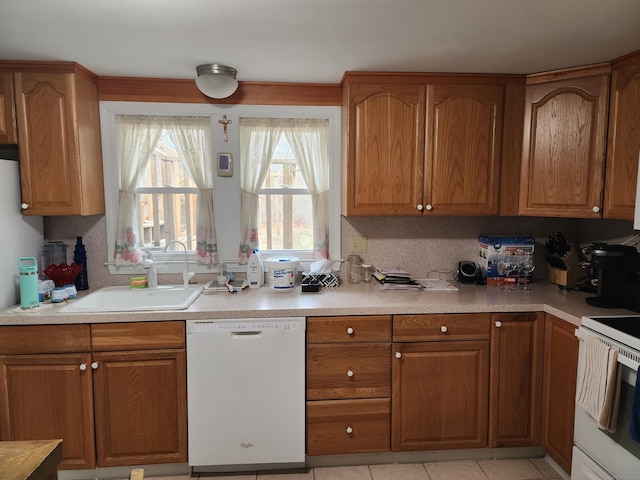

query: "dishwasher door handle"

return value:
[231, 331, 263, 338]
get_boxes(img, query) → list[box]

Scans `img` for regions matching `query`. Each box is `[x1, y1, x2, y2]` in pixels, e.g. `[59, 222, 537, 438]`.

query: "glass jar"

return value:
[347, 254, 363, 284]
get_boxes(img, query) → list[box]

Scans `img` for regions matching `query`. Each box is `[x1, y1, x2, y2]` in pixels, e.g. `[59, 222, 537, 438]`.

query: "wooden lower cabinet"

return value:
[541, 314, 579, 473]
[306, 316, 392, 455]
[489, 312, 544, 447]
[92, 349, 187, 467]
[307, 399, 390, 455]
[0, 322, 187, 470]
[0, 352, 96, 469]
[392, 339, 490, 451]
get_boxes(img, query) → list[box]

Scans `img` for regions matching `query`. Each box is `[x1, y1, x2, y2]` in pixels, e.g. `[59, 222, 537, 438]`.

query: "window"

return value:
[134, 131, 199, 250]
[100, 103, 340, 274]
[259, 137, 313, 250]
[239, 117, 331, 262]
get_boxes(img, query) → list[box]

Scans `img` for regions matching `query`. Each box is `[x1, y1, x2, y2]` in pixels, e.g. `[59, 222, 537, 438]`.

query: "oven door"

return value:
[573, 328, 640, 479]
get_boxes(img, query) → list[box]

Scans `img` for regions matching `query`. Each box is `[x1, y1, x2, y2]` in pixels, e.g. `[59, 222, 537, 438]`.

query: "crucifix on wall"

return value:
[218, 115, 232, 142]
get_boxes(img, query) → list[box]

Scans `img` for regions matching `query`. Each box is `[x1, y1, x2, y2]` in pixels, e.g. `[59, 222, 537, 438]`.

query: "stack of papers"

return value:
[373, 267, 423, 290]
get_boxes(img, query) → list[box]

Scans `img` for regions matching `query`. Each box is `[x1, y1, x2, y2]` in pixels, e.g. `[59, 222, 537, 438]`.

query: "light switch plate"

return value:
[349, 235, 367, 253]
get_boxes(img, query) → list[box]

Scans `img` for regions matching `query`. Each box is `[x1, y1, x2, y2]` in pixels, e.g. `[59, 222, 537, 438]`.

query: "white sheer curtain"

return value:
[168, 117, 218, 265]
[282, 119, 331, 259]
[114, 115, 162, 265]
[238, 118, 282, 263]
[238, 117, 331, 262]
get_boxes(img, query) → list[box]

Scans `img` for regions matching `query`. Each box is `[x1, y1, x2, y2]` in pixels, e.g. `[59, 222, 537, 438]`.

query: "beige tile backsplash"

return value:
[44, 214, 634, 290]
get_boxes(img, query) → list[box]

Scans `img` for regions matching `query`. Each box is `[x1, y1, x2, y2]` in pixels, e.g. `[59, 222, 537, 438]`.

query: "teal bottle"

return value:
[73, 237, 89, 290]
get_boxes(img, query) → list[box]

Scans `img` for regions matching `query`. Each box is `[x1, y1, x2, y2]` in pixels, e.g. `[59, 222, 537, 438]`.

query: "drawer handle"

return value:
[346, 426, 353, 434]
[395, 352, 402, 359]
[495, 321, 502, 328]
[346, 327, 354, 335]
[347, 369, 354, 377]
[440, 325, 448, 333]
[79, 363, 87, 371]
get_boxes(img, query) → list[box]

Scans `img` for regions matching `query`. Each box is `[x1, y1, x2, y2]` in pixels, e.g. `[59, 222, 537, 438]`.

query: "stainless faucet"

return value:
[165, 240, 195, 288]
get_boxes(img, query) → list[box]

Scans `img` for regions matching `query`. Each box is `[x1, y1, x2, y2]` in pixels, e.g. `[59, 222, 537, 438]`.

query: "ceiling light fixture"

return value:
[195, 64, 238, 99]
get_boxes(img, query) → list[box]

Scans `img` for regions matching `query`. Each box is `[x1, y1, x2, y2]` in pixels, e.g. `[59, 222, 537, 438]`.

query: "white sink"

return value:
[59, 284, 204, 313]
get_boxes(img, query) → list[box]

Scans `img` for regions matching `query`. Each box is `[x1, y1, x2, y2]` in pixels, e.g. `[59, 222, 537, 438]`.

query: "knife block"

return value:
[547, 249, 587, 286]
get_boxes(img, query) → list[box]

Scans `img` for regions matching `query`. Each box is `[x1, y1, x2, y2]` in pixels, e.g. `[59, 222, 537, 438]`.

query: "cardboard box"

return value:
[478, 235, 535, 285]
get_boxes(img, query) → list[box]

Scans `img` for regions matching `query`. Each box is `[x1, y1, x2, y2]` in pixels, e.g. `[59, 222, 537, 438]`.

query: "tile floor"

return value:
[141, 457, 564, 480]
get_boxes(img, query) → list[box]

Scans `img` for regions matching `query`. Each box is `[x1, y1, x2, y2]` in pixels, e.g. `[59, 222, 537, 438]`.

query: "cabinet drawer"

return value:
[0, 324, 90, 354]
[307, 316, 391, 343]
[307, 344, 390, 400]
[393, 314, 490, 341]
[307, 398, 390, 455]
[91, 321, 185, 351]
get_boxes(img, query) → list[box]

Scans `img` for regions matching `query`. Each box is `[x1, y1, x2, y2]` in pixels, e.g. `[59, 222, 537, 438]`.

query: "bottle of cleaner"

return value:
[247, 250, 264, 289]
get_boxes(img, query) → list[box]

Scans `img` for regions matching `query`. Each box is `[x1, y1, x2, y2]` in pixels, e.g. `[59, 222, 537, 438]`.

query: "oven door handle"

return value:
[576, 327, 640, 372]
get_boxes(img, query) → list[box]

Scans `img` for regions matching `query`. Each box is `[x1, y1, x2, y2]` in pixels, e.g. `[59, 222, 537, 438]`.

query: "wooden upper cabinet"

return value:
[519, 68, 610, 217]
[342, 79, 426, 216]
[0, 72, 17, 144]
[425, 84, 503, 215]
[603, 53, 640, 220]
[341, 74, 512, 217]
[9, 63, 105, 216]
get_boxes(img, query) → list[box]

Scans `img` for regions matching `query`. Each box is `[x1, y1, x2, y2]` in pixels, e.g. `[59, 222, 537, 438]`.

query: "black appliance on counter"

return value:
[586, 243, 640, 312]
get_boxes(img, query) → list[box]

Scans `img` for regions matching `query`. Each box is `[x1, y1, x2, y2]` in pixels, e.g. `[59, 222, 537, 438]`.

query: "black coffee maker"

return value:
[586, 243, 640, 312]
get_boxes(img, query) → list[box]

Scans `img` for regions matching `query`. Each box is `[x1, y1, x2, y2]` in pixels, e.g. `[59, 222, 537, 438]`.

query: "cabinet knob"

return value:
[346, 327, 354, 335]
[440, 325, 448, 333]
[592, 206, 600, 213]
[346, 426, 353, 434]
[417, 204, 424, 211]
[395, 352, 402, 359]
[347, 369, 354, 377]
[495, 321, 502, 328]
[425, 204, 433, 211]
[91, 362, 99, 370]
[79, 363, 87, 371]
[20, 203, 29, 210]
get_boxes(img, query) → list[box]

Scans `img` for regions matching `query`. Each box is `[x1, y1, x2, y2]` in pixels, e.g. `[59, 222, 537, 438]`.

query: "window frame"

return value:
[99, 102, 341, 275]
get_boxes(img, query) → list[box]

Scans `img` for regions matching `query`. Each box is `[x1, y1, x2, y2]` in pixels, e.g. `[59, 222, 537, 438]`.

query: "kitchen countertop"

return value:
[0, 439, 63, 480]
[0, 281, 636, 326]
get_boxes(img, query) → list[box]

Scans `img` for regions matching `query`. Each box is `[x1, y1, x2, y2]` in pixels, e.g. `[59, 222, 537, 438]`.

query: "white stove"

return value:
[573, 316, 640, 480]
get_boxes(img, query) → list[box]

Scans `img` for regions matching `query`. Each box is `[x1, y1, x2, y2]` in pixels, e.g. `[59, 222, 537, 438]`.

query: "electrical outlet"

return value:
[349, 235, 367, 253]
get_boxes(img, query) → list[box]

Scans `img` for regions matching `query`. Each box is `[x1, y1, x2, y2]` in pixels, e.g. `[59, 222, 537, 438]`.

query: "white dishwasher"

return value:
[186, 317, 306, 473]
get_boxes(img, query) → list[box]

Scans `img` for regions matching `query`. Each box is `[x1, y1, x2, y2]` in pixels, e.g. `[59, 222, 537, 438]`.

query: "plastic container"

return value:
[247, 250, 264, 289]
[264, 256, 300, 292]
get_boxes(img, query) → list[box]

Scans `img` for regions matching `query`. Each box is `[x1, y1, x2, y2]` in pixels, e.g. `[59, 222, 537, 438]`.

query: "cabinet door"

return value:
[92, 349, 187, 467]
[541, 314, 579, 474]
[14, 71, 82, 215]
[604, 56, 640, 220]
[0, 353, 96, 470]
[0, 71, 17, 144]
[489, 312, 543, 447]
[392, 340, 489, 451]
[343, 82, 425, 216]
[519, 74, 609, 217]
[425, 84, 503, 215]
